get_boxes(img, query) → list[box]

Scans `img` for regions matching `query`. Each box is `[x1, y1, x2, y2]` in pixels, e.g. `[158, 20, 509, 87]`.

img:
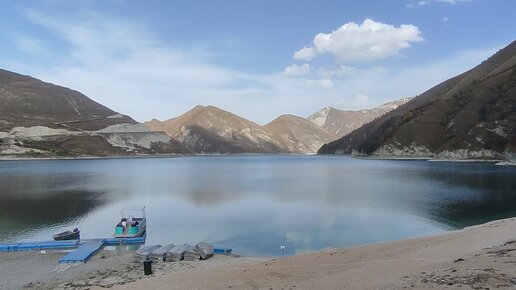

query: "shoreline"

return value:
[1, 153, 514, 166]
[349, 154, 515, 165]
[0, 152, 315, 162]
[0, 153, 187, 162]
[2, 217, 515, 289]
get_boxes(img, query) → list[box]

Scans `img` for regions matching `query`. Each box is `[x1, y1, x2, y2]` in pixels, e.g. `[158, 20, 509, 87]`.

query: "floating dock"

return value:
[58, 236, 147, 264]
[59, 240, 105, 264]
[0, 240, 80, 252]
[0, 235, 147, 252]
[0, 236, 146, 264]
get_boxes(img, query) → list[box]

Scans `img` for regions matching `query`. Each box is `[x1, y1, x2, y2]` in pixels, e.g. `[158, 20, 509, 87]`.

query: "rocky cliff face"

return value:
[265, 114, 337, 153]
[0, 69, 188, 157]
[308, 98, 411, 137]
[319, 41, 516, 160]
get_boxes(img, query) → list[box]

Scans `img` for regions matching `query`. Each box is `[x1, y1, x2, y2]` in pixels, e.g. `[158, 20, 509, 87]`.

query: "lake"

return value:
[0, 155, 515, 256]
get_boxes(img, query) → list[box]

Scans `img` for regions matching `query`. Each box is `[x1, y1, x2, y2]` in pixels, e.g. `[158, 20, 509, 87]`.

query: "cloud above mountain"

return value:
[293, 19, 423, 62]
[406, 0, 471, 8]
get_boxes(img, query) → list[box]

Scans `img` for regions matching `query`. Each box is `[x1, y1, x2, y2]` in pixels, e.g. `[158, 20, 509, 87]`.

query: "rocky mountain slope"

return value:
[308, 98, 411, 137]
[0, 69, 188, 157]
[265, 114, 337, 153]
[145, 105, 287, 153]
[146, 100, 415, 154]
[319, 41, 516, 161]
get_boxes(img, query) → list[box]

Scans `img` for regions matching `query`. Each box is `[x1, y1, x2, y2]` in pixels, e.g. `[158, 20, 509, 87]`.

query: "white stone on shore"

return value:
[101, 132, 172, 149]
[96, 123, 150, 134]
[9, 126, 76, 138]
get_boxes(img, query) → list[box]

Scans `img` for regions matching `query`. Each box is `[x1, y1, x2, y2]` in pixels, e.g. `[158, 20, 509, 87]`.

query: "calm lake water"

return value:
[0, 155, 515, 256]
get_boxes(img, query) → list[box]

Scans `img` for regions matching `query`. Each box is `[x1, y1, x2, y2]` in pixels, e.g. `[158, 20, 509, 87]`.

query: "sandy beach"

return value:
[0, 218, 514, 290]
[112, 218, 516, 290]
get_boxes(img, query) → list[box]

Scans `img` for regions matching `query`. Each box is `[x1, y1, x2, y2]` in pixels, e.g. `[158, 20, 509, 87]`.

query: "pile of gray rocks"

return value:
[134, 242, 214, 262]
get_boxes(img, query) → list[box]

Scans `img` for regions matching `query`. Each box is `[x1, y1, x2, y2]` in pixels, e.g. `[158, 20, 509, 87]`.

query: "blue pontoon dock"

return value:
[0, 240, 80, 252]
[0, 235, 146, 264]
[1, 235, 231, 264]
[59, 240, 105, 264]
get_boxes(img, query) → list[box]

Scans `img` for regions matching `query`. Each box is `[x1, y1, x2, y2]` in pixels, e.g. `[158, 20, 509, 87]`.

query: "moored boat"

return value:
[53, 228, 80, 240]
[114, 205, 147, 238]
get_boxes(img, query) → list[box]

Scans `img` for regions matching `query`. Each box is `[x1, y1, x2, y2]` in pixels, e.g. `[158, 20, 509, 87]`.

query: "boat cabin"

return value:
[114, 205, 147, 238]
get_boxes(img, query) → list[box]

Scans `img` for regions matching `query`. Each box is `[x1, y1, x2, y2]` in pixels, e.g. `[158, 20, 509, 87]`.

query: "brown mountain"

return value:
[265, 114, 337, 153]
[145, 105, 286, 153]
[307, 98, 411, 137]
[319, 41, 516, 161]
[0, 69, 188, 157]
[0, 69, 137, 131]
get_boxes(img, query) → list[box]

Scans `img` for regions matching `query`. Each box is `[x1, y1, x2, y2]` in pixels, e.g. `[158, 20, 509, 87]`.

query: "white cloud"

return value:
[284, 63, 310, 76]
[293, 47, 317, 61]
[407, 0, 471, 7]
[435, 0, 471, 3]
[294, 19, 423, 63]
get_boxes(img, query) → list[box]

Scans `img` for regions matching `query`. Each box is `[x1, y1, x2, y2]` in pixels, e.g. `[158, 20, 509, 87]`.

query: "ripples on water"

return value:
[0, 156, 514, 256]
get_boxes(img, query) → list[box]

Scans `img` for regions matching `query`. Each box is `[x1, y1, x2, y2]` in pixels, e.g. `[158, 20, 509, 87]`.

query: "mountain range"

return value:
[144, 100, 407, 154]
[319, 41, 516, 161]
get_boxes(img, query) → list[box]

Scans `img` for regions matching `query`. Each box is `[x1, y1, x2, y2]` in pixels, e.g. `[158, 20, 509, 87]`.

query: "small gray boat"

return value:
[53, 228, 80, 240]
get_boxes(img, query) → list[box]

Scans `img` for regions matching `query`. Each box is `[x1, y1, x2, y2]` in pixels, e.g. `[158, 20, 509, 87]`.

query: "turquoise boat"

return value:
[114, 205, 147, 238]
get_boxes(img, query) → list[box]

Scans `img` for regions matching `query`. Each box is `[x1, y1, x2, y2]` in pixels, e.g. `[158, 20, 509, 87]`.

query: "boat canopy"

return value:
[120, 205, 146, 218]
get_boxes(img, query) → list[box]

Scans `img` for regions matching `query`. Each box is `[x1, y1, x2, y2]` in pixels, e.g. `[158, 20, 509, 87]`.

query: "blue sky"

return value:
[0, 0, 514, 124]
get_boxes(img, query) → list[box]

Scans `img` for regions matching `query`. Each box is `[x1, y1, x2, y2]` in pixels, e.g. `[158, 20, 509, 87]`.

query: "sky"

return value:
[0, 0, 514, 124]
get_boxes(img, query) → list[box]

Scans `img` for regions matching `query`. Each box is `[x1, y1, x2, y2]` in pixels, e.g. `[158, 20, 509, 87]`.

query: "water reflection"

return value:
[404, 161, 516, 227]
[0, 190, 106, 242]
[0, 156, 514, 256]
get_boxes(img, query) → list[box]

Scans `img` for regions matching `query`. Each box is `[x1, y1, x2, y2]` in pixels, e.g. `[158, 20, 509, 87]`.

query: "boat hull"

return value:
[53, 231, 80, 241]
